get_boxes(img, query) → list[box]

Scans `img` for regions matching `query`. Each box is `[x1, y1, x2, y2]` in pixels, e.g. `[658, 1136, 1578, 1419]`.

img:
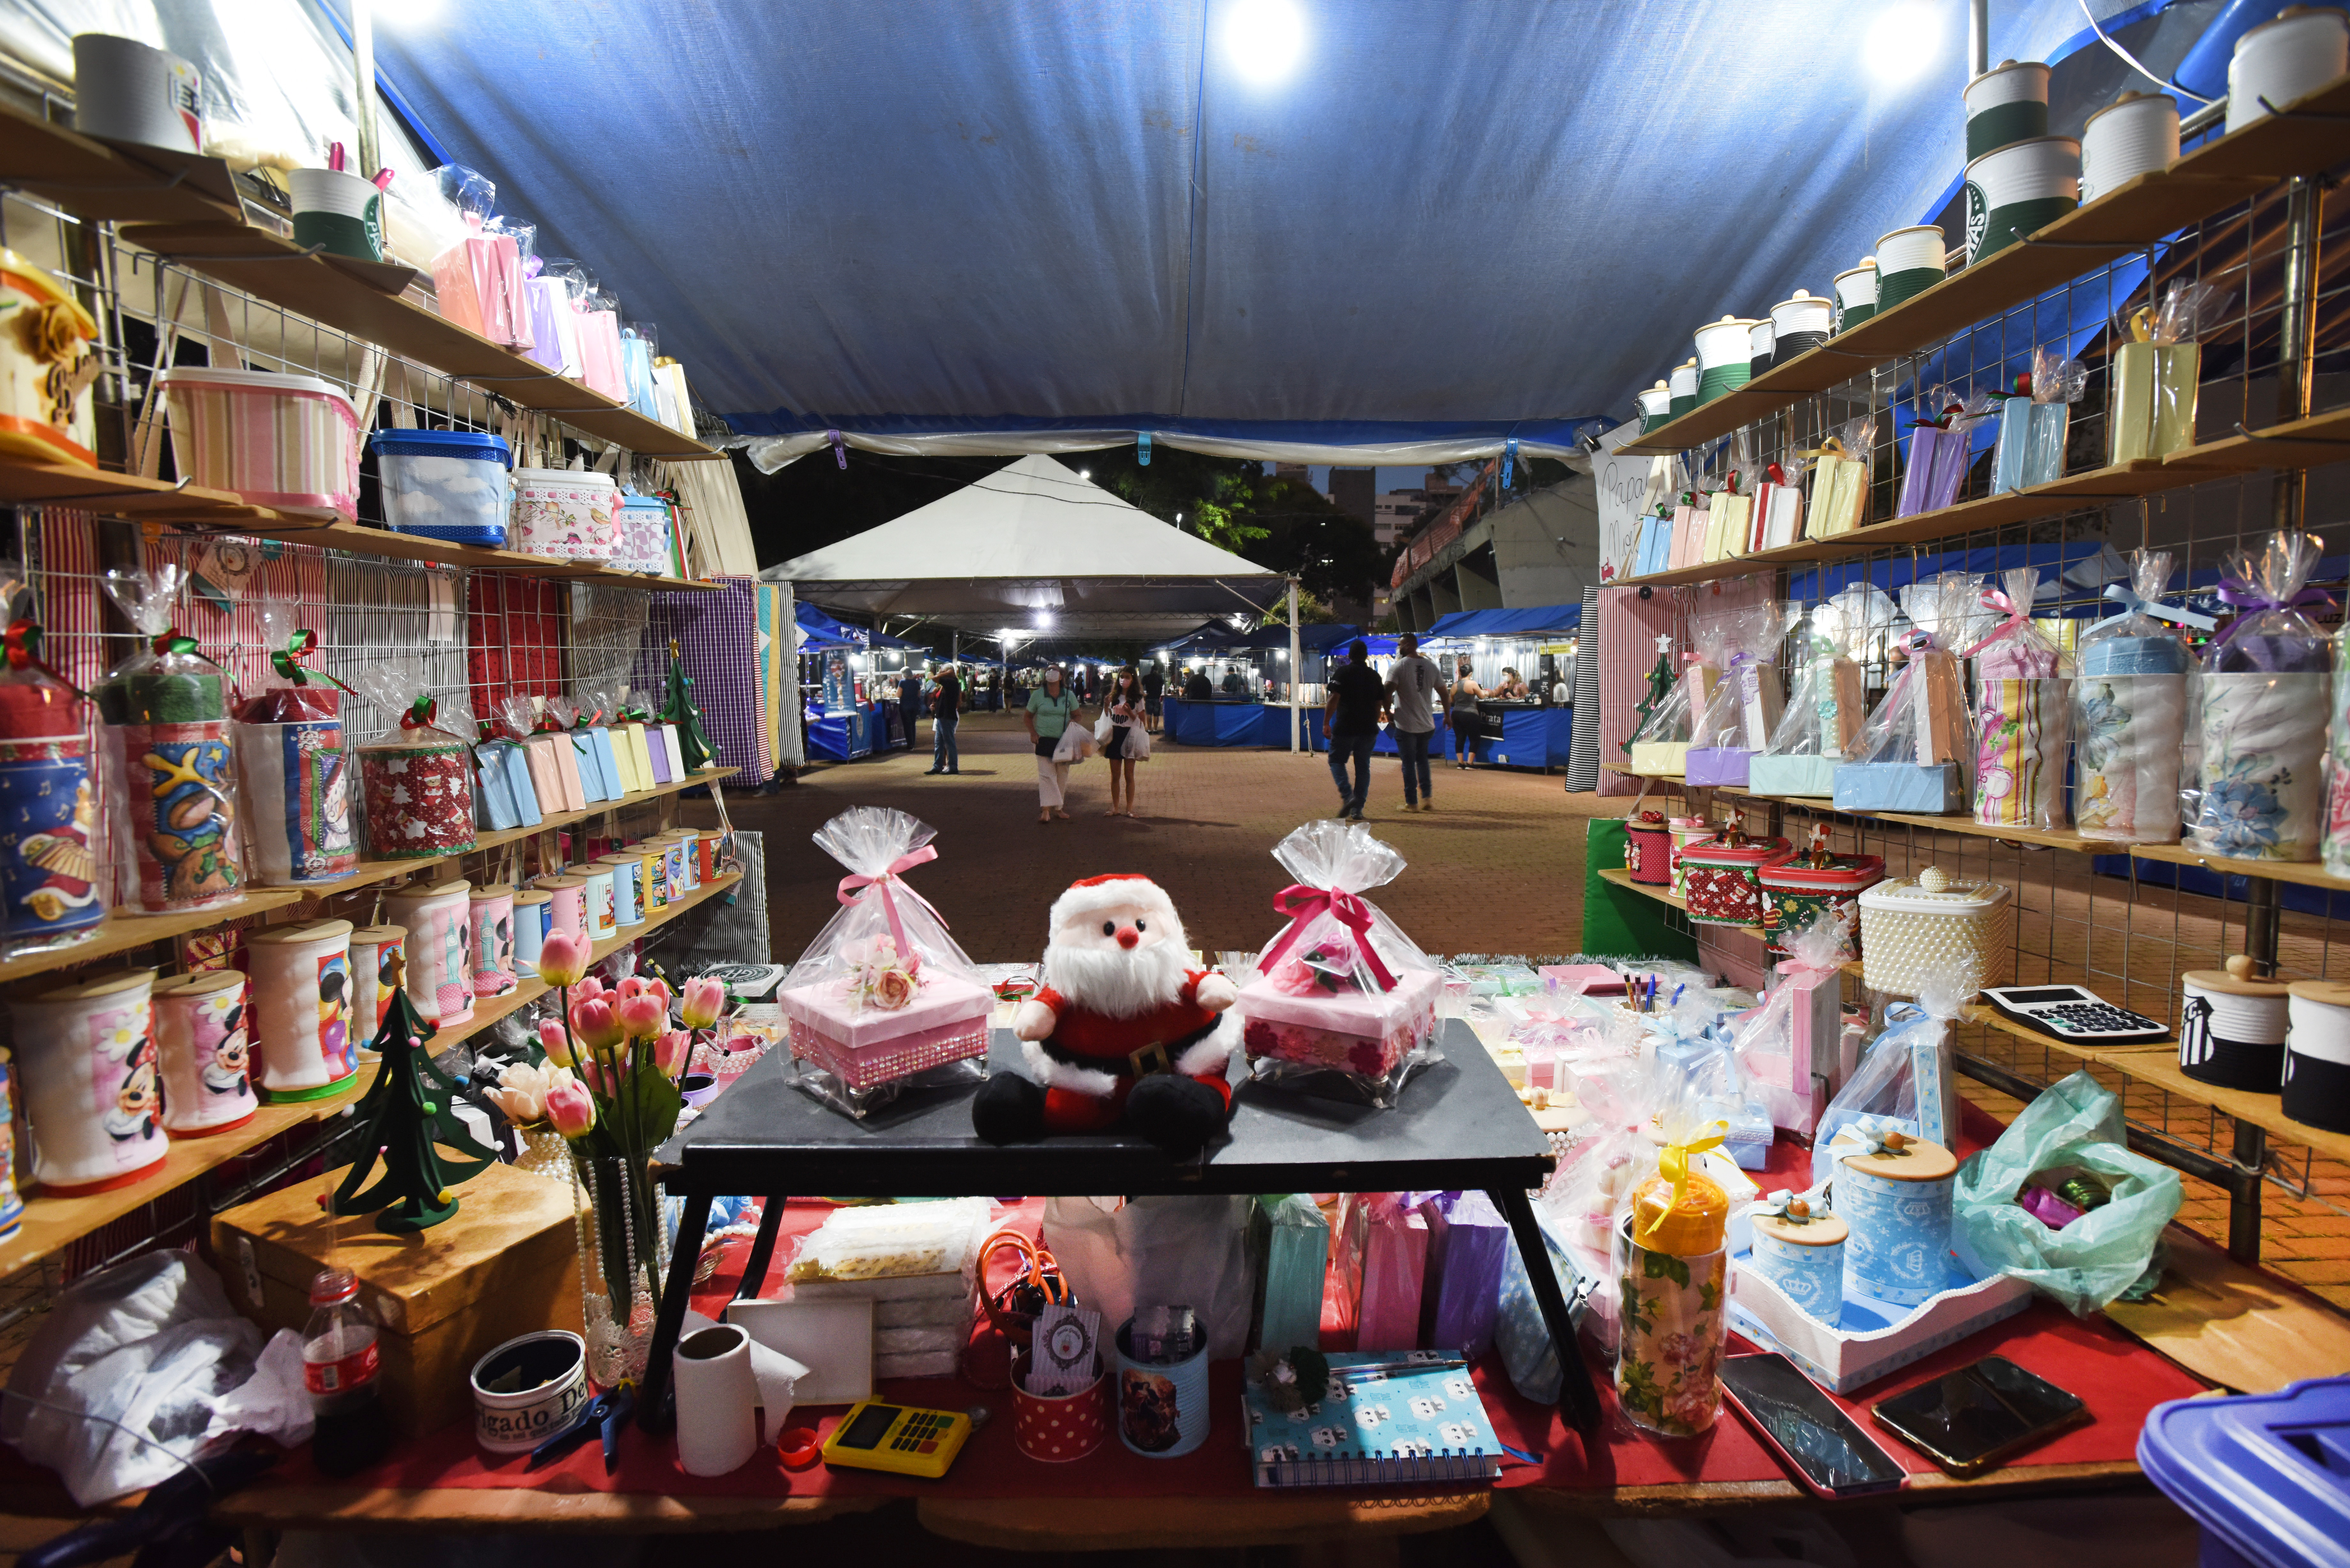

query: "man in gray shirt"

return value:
[1384, 633, 1449, 812]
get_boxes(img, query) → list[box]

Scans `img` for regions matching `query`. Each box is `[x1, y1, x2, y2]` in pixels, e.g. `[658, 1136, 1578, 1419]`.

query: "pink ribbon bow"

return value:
[836, 846, 947, 959]
[1958, 587, 2030, 658]
[1261, 883, 1397, 991]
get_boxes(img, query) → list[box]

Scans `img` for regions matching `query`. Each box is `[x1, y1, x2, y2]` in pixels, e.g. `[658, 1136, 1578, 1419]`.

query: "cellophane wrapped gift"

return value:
[426, 168, 529, 350]
[96, 565, 243, 913]
[2115, 281, 2229, 463]
[1802, 414, 1877, 539]
[1966, 568, 2074, 831]
[473, 697, 541, 833]
[1752, 586, 1893, 797]
[1548, 1054, 1657, 1357]
[1897, 389, 1998, 517]
[1991, 349, 2086, 494]
[347, 667, 476, 860]
[1686, 600, 1793, 786]
[1628, 621, 1726, 776]
[229, 602, 357, 885]
[1809, 981, 1967, 1186]
[2187, 531, 2332, 862]
[779, 806, 990, 1117]
[1238, 821, 1442, 1106]
[0, 569, 105, 954]
[1834, 572, 1985, 814]
[2076, 550, 2200, 844]
[1732, 912, 1850, 1136]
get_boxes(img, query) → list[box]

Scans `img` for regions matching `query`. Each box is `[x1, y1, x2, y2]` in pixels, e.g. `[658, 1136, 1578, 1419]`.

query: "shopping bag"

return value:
[1042, 1195, 1256, 1359]
[1249, 1195, 1330, 1353]
[1051, 724, 1095, 765]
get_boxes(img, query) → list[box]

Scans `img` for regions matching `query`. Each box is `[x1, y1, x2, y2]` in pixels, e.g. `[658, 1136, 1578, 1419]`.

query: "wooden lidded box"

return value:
[211, 1158, 580, 1436]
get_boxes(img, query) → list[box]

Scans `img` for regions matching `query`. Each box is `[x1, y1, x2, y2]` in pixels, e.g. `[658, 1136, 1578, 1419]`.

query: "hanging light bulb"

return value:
[1226, 0, 1306, 84]
[1866, 2, 1938, 85]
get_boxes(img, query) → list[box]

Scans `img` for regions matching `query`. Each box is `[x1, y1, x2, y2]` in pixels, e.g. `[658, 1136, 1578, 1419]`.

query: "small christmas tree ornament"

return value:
[330, 955, 497, 1232]
[1623, 632, 1676, 756]
[659, 638, 713, 773]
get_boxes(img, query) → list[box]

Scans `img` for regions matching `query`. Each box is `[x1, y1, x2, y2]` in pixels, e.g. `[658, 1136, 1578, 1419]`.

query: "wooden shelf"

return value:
[116, 222, 720, 463]
[2163, 404, 2350, 471]
[0, 99, 245, 226]
[1593, 866, 1765, 939]
[2104, 1048, 2350, 1166]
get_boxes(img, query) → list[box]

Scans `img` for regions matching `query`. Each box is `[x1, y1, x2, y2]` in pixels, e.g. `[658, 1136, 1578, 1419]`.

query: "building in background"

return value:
[1271, 461, 1313, 485]
[1387, 471, 1598, 634]
[1373, 488, 1430, 546]
[1328, 467, 1374, 529]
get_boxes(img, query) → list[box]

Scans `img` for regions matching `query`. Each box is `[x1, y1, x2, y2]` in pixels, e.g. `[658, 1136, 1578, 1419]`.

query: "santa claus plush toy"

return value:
[972, 873, 1239, 1157]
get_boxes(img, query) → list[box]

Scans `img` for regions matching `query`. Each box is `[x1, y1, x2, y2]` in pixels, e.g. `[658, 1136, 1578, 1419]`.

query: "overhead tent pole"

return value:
[1288, 578, 1301, 755]
[1969, 0, 1990, 76]
[352, 0, 379, 180]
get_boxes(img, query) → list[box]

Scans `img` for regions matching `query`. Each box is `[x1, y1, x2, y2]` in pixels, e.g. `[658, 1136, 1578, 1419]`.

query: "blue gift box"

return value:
[1747, 754, 1837, 796]
[475, 742, 523, 830]
[1832, 761, 1964, 814]
[498, 741, 539, 827]
[571, 730, 610, 801]
[588, 727, 625, 799]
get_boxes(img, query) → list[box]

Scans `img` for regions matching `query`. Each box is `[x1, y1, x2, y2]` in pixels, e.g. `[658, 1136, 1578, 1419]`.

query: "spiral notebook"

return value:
[1244, 1352, 1506, 1488]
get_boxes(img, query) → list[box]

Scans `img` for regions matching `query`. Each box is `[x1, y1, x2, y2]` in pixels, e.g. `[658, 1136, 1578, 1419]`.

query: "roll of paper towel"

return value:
[675, 1310, 806, 1475]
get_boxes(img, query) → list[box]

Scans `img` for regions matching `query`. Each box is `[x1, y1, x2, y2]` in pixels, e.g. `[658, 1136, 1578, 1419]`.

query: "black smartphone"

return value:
[1717, 1352, 1907, 1496]
[1869, 1355, 2090, 1478]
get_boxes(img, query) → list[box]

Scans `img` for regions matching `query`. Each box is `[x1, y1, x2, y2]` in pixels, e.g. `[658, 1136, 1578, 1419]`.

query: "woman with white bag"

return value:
[1025, 664, 1089, 823]
[1097, 667, 1152, 818]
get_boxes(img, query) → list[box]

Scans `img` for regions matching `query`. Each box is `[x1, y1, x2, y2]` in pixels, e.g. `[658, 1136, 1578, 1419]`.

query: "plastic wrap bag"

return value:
[427, 167, 526, 349]
[781, 806, 989, 1115]
[1046, 1195, 1256, 1360]
[2077, 550, 2207, 844]
[1493, 1200, 1585, 1403]
[2186, 531, 2332, 862]
[1546, 1056, 1657, 1356]
[0, 1252, 312, 1507]
[1732, 912, 1850, 1135]
[230, 602, 357, 885]
[1811, 982, 1967, 1187]
[1240, 821, 1441, 1105]
[1964, 568, 2074, 831]
[1952, 1070, 2180, 1315]
[96, 565, 242, 913]
[1898, 388, 1998, 517]
[1613, 1081, 1731, 1437]
[1803, 414, 1877, 539]
[0, 567, 106, 953]
[346, 667, 476, 861]
[1688, 600, 1793, 770]
[1846, 573, 1984, 778]
[2116, 280, 2230, 462]
[1992, 349, 2086, 494]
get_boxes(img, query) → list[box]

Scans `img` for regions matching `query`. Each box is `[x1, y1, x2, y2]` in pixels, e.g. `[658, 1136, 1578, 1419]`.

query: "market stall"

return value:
[1160, 624, 1373, 748]
[1419, 605, 1579, 770]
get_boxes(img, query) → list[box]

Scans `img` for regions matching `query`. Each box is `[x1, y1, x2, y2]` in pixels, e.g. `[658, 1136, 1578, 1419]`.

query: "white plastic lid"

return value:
[1857, 866, 2012, 914]
[513, 467, 618, 488]
[155, 366, 357, 416]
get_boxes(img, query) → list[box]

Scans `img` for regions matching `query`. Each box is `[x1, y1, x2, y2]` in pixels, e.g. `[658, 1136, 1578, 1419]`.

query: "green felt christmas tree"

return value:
[331, 959, 498, 1232]
[658, 637, 714, 773]
[1622, 631, 1676, 753]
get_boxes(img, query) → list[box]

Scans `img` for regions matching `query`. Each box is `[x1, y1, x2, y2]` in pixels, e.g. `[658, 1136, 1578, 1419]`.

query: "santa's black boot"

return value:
[971, 1073, 1047, 1144]
[1125, 1074, 1227, 1159]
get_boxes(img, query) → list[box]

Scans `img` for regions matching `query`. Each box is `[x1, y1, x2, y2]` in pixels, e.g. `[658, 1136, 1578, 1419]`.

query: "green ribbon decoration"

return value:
[268, 629, 353, 692]
[151, 629, 199, 660]
[400, 694, 438, 731]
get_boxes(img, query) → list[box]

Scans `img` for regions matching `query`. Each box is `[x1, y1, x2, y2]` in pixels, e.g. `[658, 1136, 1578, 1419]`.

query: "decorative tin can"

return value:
[2081, 91, 2179, 202]
[1667, 359, 1699, 419]
[1768, 290, 1833, 364]
[0, 1055, 22, 1235]
[1693, 317, 1760, 405]
[71, 33, 202, 154]
[1965, 136, 2079, 265]
[1677, 830, 1793, 926]
[0, 249, 101, 467]
[360, 736, 476, 859]
[1637, 381, 1672, 433]
[1746, 1200, 1846, 1323]
[1755, 850, 1885, 956]
[247, 918, 357, 1101]
[1667, 816, 1714, 900]
[106, 717, 242, 914]
[1857, 868, 2015, 1000]
[1832, 260, 1878, 330]
[471, 887, 517, 998]
[1964, 58, 2050, 159]
[11, 968, 164, 1194]
[594, 853, 643, 928]
[232, 705, 357, 885]
[384, 879, 475, 1029]
[1747, 318, 1776, 381]
[2180, 959, 2290, 1091]
[0, 730, 104, 952]
[1114, 1316, 1211, 1458]
[1874, 225, 1946, 312]
[1614, 1171, 1729, 1437]
[580, 866, 618, 940]
[513, 890, 551, 976]
[470, 1331, 589, 1456]
[2283, 980, 2350, 1134]
[152, 968, 254, 1135]
[2226, 6, 2349, 134]
[1011, 1347, 1110, 1463]
[1838, 1134, 1958, 1306]
[536, 875, 588, 947]
[678, 830, 708, 890]
[347, 924, 406, 1044]
[1625, 811, 1672, 886]
[637, 838, 677, 911]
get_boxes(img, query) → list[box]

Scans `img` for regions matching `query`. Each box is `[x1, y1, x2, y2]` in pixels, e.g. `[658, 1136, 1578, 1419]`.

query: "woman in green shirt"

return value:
[1024, 665, 1087, 822]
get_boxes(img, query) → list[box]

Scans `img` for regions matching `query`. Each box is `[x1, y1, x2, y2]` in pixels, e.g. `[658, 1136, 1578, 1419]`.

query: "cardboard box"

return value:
[1833, 761, 1965, 814]
[212, 1158, 581, 1437]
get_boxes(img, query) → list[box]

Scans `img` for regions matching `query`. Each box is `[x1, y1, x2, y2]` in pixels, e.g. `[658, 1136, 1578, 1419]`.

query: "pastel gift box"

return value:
[657, 724, 687, 781]
[1353, 1201, 1429, 1352]
[1683, 746, 1754, 787]
[778, 970, 992, 1095]
[474, 742, 531, 831]
[619, 723, 656, 792]
[1754, 482, 1803, 551]
[593, 724, 631, 795]
[1806, 454, 1868, 537]
[1897, 425, 1971, 517]
[1237, 966, 1441, 1082]
[1669, 504, 1704, 569]
[1832, 760, 1965, 814]
[644, 724, 674, 784]
[1417, 1191, 1509, 1358]
[1629, 741, 1690, 776]
[572, 729, 612, 802]
[1718, 1100, 1774, 1170]
[520, 735, 566, 815]
[1747, 754, 1836, 796]
[497, 742, 539, 826]
[1248, 1195, 1330, 1355]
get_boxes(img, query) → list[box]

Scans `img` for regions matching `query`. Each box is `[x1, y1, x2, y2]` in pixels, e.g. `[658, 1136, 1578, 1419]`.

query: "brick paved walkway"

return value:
[700, 712, 2349, 1315]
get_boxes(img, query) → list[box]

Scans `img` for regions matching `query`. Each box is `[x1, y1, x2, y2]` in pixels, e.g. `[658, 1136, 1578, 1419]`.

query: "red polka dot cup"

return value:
[1011, 1349, 1108, 1463]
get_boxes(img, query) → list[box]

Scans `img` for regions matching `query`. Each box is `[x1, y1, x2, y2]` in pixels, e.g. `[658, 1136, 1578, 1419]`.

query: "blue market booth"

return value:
[1162, 697, 1312, 749]
[1412, 604, 1581, 770]
[799, 603, 927, 763]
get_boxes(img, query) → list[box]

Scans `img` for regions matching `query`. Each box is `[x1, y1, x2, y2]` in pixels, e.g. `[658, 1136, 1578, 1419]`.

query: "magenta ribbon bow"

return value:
[836, 846, 948, 958]
[1261, 884, 1397, 991]
[1957, 587, 2030, 659]
[2215, 580, 2337, 646]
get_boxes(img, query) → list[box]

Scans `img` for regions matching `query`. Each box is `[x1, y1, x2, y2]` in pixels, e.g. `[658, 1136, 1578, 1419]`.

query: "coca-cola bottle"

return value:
[303, 1267, 390, 1476]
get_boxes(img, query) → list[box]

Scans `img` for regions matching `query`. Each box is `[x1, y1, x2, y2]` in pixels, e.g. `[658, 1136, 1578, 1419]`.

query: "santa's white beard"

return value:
[1045, 937, 1189, 1018]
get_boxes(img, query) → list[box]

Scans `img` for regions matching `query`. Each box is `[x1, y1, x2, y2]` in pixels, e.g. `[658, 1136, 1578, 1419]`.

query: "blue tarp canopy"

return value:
[794, 602, 868, 649]
[1420, 605, 1582, 641]
[355, 0, 2222, 460]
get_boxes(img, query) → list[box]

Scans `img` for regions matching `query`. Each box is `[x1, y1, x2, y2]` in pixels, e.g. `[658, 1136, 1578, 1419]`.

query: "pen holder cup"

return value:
[1011, 1348, 1110, 1462]
[1113, 1317, 1212, 1458]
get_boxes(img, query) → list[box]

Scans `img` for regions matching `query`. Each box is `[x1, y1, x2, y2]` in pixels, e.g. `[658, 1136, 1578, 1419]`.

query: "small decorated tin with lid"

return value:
[1676, 825, 1793, 927]
[2180, 954, 2291, 1090]
[1857, 866, 2015, 999]
[1625, 810, 1672, 885]
[1837, 1125, 1959, 1305]
[1746, 1190, 1846, 1322]
[1756, 826, 1884, 956]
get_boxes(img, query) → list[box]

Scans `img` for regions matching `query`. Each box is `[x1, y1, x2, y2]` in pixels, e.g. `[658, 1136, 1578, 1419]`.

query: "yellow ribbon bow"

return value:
[1641, 1122, 1729, 1240]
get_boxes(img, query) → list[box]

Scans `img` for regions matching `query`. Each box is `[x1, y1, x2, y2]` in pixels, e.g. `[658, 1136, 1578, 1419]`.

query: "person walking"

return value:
[898, 665, 924, 750]
[1323, 638, 1388, 822]
[1141, 660, 1164, 733]
[1102, 667, 1148, 817]
[1385, 632, 1448, 813]
[1448, 654, 1485, 768]
[1024, 664, 1085, 823]
[925, 663, 963, 774]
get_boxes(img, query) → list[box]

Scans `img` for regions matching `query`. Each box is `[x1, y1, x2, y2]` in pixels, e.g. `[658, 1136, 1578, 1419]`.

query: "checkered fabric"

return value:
[647, 576, 770, 780]
[1563, 584, 1602, 792]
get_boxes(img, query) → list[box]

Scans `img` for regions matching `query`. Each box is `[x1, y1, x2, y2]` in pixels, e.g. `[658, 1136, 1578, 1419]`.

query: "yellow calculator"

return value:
[819, 1399, 974, 1478]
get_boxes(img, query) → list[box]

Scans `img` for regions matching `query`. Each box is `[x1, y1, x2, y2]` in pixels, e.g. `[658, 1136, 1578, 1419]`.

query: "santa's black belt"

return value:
[1040, 1019, 1217, 1080]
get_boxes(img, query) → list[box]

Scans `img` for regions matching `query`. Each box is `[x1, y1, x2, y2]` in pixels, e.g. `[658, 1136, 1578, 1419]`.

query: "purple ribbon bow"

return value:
[2215, 581, 2335, 645]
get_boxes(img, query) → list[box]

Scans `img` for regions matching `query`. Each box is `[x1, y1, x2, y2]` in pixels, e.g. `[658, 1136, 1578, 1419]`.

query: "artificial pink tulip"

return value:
[537, 1016, 575, 1067]
[574, 975, 607, 1004]
[616, 976, 648, 1001]
[680, 976, 725, 1030]
[653, 1029, 692, 1079]
[545, 1075, 596, 1137]
[571, 997, 623, 1052]
[536, 932, 587, 987]
[617, 993, 665, 1041]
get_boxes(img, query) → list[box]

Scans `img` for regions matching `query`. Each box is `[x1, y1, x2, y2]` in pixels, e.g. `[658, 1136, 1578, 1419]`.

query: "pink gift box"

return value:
[1353, 1197, 1430, 1352]
[1238, 967, 1440, 1080]
[779, 970, 991, 1090]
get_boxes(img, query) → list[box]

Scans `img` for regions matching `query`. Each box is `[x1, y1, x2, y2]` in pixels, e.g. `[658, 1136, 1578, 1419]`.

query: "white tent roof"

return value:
[762, 455, 1287, 641]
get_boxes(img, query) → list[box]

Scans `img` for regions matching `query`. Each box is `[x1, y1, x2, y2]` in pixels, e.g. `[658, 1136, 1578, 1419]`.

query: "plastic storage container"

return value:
[1676, 830, 1793, 926]
[1858, 867, 2016, 999]
[2139, 1375, 2350, 1568]
[372, 429, 513, 545]
[1756, 850, 1885, 956]
[155, 367, 361, 521]
[511, 468, 620, 562]
[613, 492, 674, 575]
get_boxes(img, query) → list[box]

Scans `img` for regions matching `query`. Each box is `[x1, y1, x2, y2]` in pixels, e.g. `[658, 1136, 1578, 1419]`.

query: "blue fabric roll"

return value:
[2080, 635, 2190, 678]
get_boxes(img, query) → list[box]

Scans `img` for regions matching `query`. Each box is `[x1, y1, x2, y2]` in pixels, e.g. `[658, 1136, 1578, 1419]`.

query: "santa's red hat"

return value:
[1049, 873, 1186, 942]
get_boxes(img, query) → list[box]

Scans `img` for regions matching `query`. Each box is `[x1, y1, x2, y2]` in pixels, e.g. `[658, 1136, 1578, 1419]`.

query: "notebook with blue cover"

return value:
[1243, 1351, 1506, 1488]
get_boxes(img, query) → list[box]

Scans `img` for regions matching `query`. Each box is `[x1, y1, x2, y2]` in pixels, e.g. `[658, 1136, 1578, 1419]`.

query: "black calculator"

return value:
[1982, 984, 2170, 1045]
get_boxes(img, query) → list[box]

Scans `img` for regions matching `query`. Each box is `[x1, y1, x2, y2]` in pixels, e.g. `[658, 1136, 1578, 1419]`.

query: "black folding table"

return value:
[639, 1018, 1601, 1434]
